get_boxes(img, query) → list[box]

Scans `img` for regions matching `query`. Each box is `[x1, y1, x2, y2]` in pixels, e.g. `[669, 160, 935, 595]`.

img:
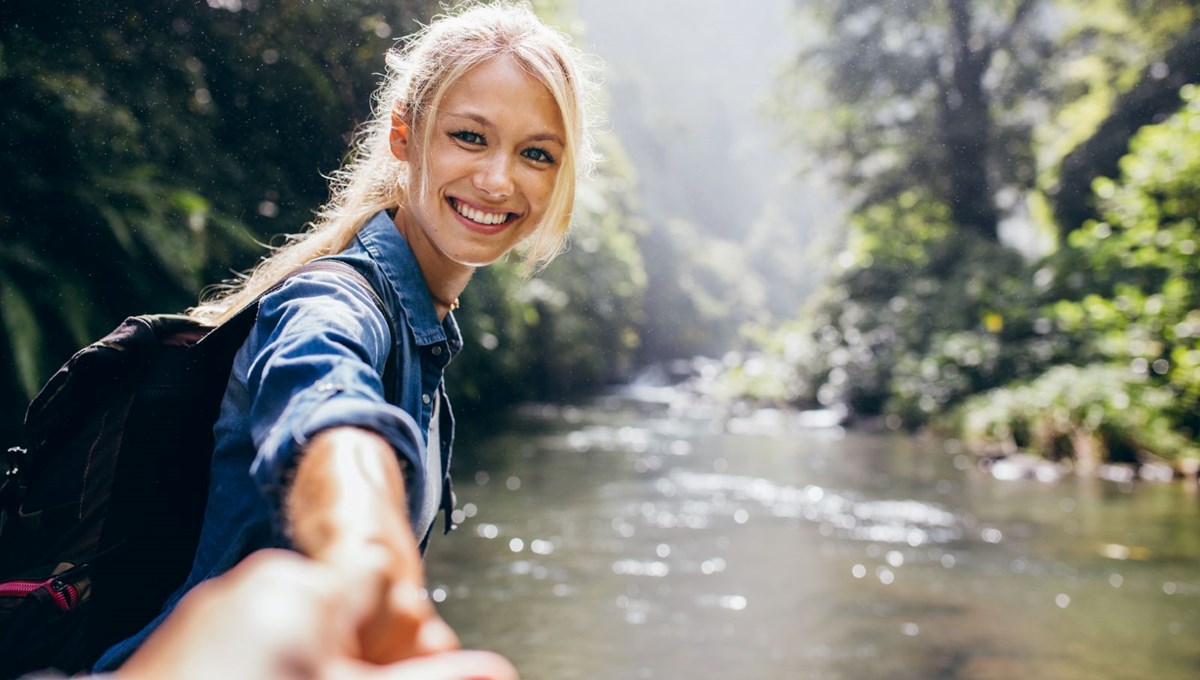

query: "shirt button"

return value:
[431, 346, 443, 356]
[422, 393, 431, 404]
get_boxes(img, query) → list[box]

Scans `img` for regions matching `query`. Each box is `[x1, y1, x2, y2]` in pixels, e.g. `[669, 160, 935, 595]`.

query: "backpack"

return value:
[0, 259, 387, 678]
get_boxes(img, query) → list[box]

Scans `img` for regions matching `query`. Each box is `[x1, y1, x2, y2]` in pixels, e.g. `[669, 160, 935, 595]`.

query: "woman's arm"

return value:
[234, 271, 454, 662]
[287, 426, 458, 664]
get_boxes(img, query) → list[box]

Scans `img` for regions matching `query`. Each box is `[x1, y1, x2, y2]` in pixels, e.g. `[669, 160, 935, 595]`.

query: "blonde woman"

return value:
[94, 1, 597, 671]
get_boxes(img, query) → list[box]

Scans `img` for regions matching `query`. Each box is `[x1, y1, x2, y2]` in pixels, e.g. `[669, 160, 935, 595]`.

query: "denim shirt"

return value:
[94, 210, 461, 671]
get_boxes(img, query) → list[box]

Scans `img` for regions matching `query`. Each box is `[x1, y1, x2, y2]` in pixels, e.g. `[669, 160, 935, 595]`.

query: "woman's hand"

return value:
[116, 550, 516, 680]
[287, 426, 459, 663]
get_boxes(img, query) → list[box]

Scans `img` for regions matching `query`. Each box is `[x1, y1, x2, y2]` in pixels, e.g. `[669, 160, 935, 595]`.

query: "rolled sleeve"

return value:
[240, 270, 426, 527]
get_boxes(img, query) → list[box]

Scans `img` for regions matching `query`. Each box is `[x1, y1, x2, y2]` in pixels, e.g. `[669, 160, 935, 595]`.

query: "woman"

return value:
[94, 0, 597, 671]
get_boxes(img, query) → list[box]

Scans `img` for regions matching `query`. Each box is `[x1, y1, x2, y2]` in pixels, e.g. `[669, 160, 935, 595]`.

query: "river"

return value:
[425, 387, 1200, 680]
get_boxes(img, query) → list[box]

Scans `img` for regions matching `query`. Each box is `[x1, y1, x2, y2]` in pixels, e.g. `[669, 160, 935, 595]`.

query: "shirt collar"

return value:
[356, 210, 461, 352]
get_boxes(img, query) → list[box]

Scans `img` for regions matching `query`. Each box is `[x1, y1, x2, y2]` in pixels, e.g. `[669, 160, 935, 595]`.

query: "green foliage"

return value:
[772, 190, 1060, 421]
[0, 269, 44, 397]
[1039, 86, 1200, 439]
[954, 364, 1199, 466]
[1037, 0, 1200, 187]
[769, 88, 1200, 465]
[0, 0, 435, 423]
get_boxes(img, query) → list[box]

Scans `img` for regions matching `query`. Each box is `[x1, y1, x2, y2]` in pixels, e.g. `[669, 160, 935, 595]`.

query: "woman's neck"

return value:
[391, 209, 473, 321]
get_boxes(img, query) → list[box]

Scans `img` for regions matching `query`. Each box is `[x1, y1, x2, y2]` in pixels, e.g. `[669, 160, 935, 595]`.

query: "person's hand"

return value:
[318, 536, 460, 664]
[115, 550, 517, 680]
[289, 426, 460, 663]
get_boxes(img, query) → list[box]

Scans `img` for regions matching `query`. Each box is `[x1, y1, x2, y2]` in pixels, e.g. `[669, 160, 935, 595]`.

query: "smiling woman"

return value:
[83, 0, 600, 675]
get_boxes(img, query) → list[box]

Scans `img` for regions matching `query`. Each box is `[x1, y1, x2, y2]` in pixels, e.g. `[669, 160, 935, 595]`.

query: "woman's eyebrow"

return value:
[526, 132, 565, 146]
[446, 111, 563, 146]
[446, 111, 493, 128]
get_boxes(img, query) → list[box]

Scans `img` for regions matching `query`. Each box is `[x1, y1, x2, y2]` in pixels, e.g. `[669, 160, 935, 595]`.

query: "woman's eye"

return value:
[522, 147, 556, 164]
[451, 130, 485, 145]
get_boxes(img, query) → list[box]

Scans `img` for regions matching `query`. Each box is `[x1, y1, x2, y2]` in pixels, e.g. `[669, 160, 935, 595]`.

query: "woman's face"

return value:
[397, 55, 566, 269]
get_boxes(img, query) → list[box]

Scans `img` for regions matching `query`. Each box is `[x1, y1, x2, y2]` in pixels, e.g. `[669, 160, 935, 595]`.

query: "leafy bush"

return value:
[1037, 85, 1200, 443]
[777, 191, 1063, 423]
[953, 364, 1200, 468]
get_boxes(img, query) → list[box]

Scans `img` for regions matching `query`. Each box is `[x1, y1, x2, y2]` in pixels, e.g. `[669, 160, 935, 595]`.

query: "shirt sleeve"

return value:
[240, 268, 425, 525]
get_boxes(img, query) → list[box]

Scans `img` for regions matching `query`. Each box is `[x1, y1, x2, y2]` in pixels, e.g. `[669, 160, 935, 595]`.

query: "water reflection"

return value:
[663, 470, 968, 546]
[426, 393, 1200, 680]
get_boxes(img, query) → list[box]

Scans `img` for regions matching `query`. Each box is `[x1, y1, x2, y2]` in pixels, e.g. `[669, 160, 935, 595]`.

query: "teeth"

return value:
[453, 199, 508, 226]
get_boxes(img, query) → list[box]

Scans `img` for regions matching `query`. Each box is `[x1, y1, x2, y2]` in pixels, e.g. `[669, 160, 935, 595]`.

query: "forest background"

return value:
[2, 0, 1199, 476]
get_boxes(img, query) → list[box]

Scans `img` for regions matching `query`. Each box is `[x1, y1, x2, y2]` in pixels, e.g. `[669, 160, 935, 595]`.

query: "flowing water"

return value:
[425, 388, 1200, 680]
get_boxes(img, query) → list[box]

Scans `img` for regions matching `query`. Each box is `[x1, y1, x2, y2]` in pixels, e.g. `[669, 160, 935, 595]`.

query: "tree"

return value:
[780, 0, 1052, 242]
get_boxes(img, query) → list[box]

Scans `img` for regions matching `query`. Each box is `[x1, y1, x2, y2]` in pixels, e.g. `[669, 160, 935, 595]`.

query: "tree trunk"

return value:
[939, 50, 999, 241]
[935, 0, 1038, 243]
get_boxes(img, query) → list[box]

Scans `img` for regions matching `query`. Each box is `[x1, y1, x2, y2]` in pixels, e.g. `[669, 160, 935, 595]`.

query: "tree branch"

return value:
[995, 0, 1039, 53]
[1052, 23, 1200, 236]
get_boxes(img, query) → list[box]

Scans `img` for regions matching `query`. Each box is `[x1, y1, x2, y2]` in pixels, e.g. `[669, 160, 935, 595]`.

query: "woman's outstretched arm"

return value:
[288, 426, 459, 664]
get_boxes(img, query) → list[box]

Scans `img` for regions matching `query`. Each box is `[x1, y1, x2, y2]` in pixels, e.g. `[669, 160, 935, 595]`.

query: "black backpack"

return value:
[0, 259, 386, 678]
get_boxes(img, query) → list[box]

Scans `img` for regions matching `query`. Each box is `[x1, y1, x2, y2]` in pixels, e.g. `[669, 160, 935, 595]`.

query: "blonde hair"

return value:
[190, 0, 598, 324]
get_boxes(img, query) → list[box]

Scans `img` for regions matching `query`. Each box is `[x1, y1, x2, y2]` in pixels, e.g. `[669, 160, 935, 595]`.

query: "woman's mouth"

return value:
[449, 197, 515, 228]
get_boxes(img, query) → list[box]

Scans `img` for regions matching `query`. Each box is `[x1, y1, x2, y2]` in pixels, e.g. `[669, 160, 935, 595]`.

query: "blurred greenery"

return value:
[1, 0, 435, 437]
[732, 0, 1200, 473]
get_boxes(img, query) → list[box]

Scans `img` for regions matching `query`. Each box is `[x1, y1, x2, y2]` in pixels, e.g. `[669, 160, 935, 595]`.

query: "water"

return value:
[425, 391, 1200, 679]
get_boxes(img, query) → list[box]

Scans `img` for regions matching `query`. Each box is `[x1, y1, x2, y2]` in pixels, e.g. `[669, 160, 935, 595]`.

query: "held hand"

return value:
[116, 550, 514, 680]
[290, 426, 459, 664]
[117, 550, 349, 680]
[319, 539, 460, 663]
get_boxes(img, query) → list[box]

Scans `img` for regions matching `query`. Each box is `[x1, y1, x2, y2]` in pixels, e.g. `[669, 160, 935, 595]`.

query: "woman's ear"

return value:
[390, 110, 411, 162]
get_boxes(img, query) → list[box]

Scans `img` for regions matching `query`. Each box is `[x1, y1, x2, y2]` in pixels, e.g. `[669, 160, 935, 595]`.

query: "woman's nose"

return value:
[473, 153, 515, 200]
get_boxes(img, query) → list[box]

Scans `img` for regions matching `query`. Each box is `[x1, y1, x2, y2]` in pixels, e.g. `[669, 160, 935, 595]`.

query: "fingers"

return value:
[327, 650, 519, 680]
